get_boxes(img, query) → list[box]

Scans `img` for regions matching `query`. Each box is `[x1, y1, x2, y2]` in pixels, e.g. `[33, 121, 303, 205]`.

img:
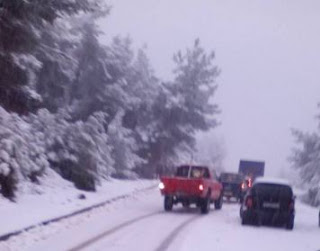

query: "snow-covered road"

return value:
[3, 187, 320, 251]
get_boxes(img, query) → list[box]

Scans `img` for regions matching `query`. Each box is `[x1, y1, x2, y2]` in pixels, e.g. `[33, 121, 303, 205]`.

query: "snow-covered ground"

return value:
[1, 185, 319, 251]
[0, 170, 156, 239]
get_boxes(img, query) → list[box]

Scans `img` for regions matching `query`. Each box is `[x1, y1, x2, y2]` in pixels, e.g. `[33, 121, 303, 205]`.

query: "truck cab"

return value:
[159, 165, 223, 214]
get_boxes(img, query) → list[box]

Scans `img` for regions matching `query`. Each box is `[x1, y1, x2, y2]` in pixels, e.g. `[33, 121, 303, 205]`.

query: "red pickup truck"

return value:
[159, 165, 223, 214]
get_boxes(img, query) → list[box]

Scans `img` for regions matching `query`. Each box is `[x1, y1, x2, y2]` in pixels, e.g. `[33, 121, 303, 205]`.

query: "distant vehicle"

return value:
[219, 172, 246, 202]
[159, 165, 223, 214]
[240, 177, 295, 230]
[238, 159, 265, 182]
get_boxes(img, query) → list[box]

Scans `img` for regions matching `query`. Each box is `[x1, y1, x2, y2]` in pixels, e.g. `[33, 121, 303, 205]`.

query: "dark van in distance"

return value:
[219, 172, 246, 202]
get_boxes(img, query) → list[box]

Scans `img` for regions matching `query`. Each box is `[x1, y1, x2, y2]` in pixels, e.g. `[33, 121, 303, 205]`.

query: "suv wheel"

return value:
[286, 216, 294, 230]
[241, 216, 248, 225]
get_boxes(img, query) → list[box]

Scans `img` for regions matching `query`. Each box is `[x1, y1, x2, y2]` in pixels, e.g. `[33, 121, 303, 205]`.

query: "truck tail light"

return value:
[199, 184, 204, 191]
[246, 196, 253, 208]
[158, 182, 165, 190]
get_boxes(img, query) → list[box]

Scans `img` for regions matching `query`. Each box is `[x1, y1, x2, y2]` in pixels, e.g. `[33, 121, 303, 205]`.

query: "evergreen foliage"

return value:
[0, 2, 221, 197]
[291, 125, 320, 206]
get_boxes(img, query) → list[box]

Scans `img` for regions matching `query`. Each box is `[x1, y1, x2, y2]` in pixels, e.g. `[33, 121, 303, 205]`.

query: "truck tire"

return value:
[164, 196, 173, 211]
[200, 196, 210, 214]
[214, 193, 223, 210]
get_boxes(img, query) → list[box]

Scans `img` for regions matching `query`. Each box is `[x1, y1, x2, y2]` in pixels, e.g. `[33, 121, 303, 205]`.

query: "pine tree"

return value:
[0, 0, 107, 114]
[141, 40, 221, 177]
[291, 106, 320, 206]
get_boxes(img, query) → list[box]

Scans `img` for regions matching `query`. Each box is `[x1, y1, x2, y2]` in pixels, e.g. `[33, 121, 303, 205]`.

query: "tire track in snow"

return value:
[154, 215, 200, 251]
[0, 185, 157, 242]
[68, 211, 162, 251]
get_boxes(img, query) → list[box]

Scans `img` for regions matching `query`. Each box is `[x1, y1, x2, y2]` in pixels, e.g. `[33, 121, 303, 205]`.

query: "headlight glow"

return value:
[158, 182, 165, 190]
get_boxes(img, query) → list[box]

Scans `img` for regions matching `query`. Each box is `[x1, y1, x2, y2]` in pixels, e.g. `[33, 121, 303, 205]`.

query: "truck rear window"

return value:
[175, 166, 209, 178]
[176, 166, 189, 177]
[220, 173, 243, 183]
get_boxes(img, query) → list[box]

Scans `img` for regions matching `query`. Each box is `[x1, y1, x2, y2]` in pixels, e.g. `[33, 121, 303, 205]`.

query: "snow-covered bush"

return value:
[109, 111, 143, 179]
[301, 186, 320, 207]
[0, 107, 49, 198]
[28, 109, 115, 191]
[291, 124, 320, 206]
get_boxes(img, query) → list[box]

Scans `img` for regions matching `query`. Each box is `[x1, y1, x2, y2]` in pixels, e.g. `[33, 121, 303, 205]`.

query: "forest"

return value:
[0, 0, 220, 198]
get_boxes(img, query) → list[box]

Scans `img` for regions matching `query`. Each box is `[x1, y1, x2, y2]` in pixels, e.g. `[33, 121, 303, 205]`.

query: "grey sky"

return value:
[100, 0, 320, 176]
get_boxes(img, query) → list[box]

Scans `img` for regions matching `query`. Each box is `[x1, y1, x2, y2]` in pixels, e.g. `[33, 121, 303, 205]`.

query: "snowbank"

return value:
[0, 170, 156, 238]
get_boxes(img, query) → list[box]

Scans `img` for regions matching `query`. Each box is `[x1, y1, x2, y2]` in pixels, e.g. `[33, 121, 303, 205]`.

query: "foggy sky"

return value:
[100, 0, 320, 176]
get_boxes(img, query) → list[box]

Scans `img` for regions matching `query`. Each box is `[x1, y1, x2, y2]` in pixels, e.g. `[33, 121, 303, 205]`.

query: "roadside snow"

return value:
[7, 189, 320, 251]
[0, 169, 156, 238]
[1, 186, 319, 251]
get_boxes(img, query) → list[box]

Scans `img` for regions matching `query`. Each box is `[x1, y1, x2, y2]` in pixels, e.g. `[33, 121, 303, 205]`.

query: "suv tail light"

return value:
[199, 184, 204, 191]
[289, 199, 294, 210]
[246, 196, 253, 208]
[241, 182, 246, 190]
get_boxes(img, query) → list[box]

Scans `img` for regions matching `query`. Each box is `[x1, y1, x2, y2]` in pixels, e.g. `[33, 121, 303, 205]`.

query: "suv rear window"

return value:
[252, 183, 293, 198]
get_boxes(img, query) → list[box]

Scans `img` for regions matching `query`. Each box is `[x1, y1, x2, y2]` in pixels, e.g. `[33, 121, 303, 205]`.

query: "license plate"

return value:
[263, 202, 280, 209]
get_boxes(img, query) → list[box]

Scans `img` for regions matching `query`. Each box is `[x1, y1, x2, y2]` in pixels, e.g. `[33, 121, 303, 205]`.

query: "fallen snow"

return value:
[0, 169, 156, 239]
[1, 186, 319, 251]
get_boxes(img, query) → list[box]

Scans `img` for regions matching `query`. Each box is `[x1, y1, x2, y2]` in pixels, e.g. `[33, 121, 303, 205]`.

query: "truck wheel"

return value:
[200, 196, 210, 214]
[164, 196, 173, 211]
[214, 193, 223, 210]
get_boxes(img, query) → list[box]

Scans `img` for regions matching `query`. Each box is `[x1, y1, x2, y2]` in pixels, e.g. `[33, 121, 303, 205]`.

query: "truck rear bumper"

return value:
[163, 194, 206, 206]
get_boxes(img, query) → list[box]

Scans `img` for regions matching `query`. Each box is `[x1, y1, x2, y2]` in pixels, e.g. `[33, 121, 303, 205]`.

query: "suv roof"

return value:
[254, 177, 291, 187]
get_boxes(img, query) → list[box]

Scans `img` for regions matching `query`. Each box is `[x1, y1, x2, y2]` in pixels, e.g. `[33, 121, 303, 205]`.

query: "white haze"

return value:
[100, 0, 320, 176]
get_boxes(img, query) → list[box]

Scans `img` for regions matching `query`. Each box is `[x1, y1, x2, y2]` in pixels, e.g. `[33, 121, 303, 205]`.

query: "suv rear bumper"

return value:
[242, 208, 294, 225]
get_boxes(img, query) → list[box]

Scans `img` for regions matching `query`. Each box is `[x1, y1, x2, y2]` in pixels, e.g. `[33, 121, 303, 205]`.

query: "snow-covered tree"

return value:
[0, 1, 222, 194]
[27, 109, 115, 191]
[0, 107, 49, 198]
[141, 40, 221, 177]
[291, 127, 320, 206]
[195, 132, 226, 174]
[0, 0, 107, 114]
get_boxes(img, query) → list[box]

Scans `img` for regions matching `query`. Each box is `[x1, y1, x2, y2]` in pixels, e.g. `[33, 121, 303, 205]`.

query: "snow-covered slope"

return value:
[0, 169, 156, 238]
